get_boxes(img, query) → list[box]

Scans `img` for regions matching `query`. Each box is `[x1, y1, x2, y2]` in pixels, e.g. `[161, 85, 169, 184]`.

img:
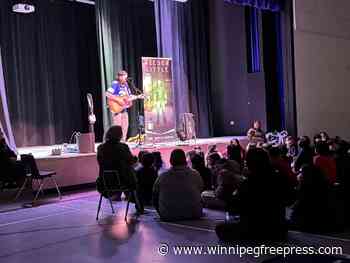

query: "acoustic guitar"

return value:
[108, 94, 146, 114]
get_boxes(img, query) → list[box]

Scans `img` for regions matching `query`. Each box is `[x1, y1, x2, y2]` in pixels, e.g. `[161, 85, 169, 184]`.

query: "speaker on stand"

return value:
[177, 113, 197, 145]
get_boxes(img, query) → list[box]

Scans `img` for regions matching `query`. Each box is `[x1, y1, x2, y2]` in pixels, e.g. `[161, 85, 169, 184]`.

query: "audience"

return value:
[207, 144, 219, 155]
[136, 152, 158, 205]
[134, 150, 149, 171]
[206, 152, 221, 169]
[215, 159, 243, 200]
[152, 151, 166, 175]
[3, 106, 348, 241]
[320, 131, 330, 143]
[94, 125, 349, 236]
[332, 140, 350, 225]
[188, 150, 212, 191]
[215, 148, 289, 241]
[205, 144, 221, 165]
[201, 158, 243, 210]
[247, 120, 266, 144]
[0, 129, 23, 188]
[227, 139, 244, 169]
[268, 146, 297, 189]
[96, 125, 143, 213]
[333, 140, 350, 188]
[206, 152, 221, 186]
[152, 149, 204, 221]
[193, 145, 205, 158]
[289, 164, 333, 233]
[313, 134, 322, 145]
[291, 136, 313, 174]
[285, 136, 298, 161]
[313, 141, 337, 185]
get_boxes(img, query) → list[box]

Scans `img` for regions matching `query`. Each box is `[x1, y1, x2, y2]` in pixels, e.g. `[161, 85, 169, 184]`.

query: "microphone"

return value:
[127, 77, 142, 94]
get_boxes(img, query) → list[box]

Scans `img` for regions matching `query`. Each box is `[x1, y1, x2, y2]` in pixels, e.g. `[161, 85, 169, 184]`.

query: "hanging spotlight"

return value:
[12, 2, 35, 14]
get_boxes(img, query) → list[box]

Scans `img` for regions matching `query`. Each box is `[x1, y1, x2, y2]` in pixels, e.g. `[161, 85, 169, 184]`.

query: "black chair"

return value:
[15, 154, 61, 203]
[96, 170, 142, 221]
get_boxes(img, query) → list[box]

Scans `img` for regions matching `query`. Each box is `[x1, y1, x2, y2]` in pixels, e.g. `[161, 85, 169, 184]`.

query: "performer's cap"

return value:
[117, 70, 128, 76]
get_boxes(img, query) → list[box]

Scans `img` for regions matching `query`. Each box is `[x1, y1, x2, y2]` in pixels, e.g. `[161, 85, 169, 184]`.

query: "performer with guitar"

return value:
[106, 70, 144, 141]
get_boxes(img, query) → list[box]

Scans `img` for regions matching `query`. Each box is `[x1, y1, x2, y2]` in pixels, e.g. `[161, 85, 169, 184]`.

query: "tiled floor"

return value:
[0, 190, 349, 263]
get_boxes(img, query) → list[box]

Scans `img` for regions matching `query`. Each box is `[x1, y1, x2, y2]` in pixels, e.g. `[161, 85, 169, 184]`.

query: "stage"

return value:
[17, 136, 248, 190]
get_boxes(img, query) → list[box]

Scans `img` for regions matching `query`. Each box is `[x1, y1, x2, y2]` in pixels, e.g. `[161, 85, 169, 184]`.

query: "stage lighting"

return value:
[12, 3, 35, 14]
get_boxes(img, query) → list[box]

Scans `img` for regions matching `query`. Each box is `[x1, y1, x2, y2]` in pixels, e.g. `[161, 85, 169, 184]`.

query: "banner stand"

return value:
[142, 57, 177, 144]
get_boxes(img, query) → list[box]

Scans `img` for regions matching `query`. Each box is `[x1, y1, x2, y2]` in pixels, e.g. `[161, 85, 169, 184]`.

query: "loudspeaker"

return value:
[182, 113, 196, 140]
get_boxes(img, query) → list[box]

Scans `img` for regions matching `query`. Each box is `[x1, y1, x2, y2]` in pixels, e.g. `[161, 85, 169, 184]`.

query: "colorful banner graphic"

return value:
[142, 57, 176, 142]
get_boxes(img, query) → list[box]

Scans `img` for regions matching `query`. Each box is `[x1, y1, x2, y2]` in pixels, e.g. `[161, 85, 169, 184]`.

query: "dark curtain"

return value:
[154, 0, 213, 137]
[95, 0, 157, 139]
[185, 0, 213, 137]
[280, 0, 297, 136]
[0, 0, 102, 147]
[224, 0, 283, 11]
[0, 47, 16, 151]
[245, 7, 261, 73]
[262, 11, 285, 131]
[154, 0, 190, 128]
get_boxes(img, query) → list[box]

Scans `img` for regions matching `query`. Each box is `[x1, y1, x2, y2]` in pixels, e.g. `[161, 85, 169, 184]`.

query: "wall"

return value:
[208, 0, 266, 136]
[294, 0, 350, 139]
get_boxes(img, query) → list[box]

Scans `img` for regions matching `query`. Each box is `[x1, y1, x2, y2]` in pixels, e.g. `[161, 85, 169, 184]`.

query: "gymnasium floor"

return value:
[0, 190, 349, 263]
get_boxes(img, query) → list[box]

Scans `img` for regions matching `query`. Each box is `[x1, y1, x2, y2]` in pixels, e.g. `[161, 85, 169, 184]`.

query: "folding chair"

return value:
[15, 154, 61, 203]
[96, 170, 142, 221]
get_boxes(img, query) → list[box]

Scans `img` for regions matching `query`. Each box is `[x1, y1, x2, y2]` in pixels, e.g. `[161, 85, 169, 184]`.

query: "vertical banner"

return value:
[142, 57, 176, 143]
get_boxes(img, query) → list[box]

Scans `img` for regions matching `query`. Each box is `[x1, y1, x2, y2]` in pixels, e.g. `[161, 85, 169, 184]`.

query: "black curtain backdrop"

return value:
[154, 0, 191, 130]
[0, 0, 102, 147]
[259, 0, 296, 134]
[280, 0, 297, 136]
[153, 0, 213, 137]
[0, 47, 16, 151]
[262, 10, 285, 132]
[184, 0, 213, 137]
[95, 0, 157, 139]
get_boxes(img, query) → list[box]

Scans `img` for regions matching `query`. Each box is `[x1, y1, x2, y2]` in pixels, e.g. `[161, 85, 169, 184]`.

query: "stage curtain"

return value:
[185, 0, 213, 137]
[262, 11, 285, 131]
[224, 0, 283, 11]
[0, 47, 16, 151]
[154, 0, 190, 130]
[246, 7, 261, 73]
[154, 0, 213, 137]
[0, 0, 102, 147]
[95, 0, 157, 139]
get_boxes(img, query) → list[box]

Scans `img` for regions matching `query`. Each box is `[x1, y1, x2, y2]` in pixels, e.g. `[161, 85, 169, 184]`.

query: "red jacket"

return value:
[313, 155, 337, 184]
